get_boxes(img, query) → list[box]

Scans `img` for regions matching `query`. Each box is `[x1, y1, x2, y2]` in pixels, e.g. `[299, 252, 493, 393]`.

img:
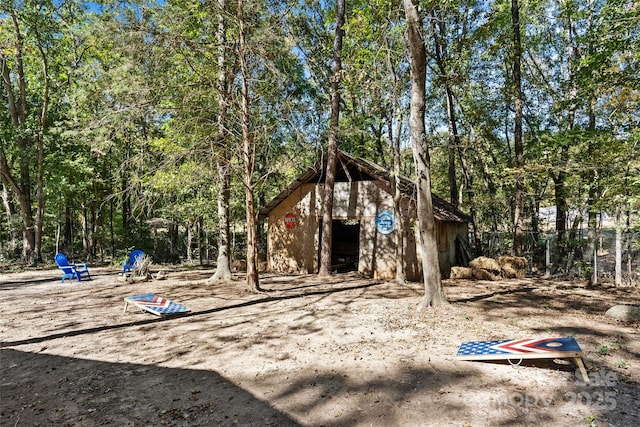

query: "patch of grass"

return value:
[584, 415, 596, 427]
[598, 339, 624, 357]
[598, 345, 610, 356]
[616, 360, 629, 369]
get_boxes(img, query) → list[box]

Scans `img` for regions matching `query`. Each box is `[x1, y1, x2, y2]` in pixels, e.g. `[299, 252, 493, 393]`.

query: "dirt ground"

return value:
[1, 266, 639, 427]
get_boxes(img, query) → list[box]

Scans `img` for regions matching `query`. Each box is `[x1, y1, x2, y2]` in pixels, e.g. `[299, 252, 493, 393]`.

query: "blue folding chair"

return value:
[123, 249, 145, 274]
[55, 253, 91, 283]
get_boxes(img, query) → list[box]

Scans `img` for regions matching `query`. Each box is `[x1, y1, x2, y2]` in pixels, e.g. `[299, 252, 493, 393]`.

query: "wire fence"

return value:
[478, 229, 640, 286]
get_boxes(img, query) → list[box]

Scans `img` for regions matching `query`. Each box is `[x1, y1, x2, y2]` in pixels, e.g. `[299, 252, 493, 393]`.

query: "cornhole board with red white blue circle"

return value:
[124, 294, 190, 317]
[456, 337, 589, 382]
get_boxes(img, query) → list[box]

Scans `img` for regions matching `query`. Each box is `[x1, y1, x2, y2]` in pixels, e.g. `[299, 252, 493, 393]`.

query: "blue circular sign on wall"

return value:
[375, 210, 395, 235]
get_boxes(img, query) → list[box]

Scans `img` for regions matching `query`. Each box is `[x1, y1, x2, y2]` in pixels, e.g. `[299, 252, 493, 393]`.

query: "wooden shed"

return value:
[259, 151, 471, 281]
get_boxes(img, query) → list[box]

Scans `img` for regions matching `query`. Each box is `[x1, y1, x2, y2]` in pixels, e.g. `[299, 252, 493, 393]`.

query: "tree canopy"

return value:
[1, 0, 638, 284]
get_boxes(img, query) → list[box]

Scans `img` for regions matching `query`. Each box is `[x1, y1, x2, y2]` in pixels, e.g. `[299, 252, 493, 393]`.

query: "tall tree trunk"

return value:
[186, 222, 193, 262]
[446, 88, 458, 207]
[553, 10, 579, 274]
[81, 204, 90, 259]
[0, 12, 36, 263]
[34, 29, 50, 264]
[585, 101, 598, 285]
[198, 217, 203, 265]
[457, 141, 479, 257]
[238, 0, 260, 292]
[212, 158, 232, 279]
[430, 12, 458, 206]
[551, 158, 568, 273]
[404, 0, 446, 309]
[511, 0, 524, 257]
[64, 205, 72, 254]
[615, 204, 622, 286]
[626, 205, 632, 282]
[169, 220, 178, 260]
[210, 0, 233, 281]
[110, 196, 115, 259]
[383, 12, 405, 283]
[390, 113, 405, 284]
[318, 0, 345, 276]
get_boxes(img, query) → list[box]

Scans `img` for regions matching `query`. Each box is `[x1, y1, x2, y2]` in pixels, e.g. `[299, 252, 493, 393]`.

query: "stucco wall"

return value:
[267, 183, 320, 274]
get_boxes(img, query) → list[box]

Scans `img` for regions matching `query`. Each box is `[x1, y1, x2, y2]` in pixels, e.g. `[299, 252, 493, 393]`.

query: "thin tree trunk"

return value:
[390, 114, 405, 284]
[511, 0, 524, 257]
[238, 0, 260, 292]
[404, 0, 446, 309]
[585, 90, 599, 284]
[384, 19, 405, 283]
[553, 10, 579, 274]
[615, 205, 622, 286]
[626, 207, 632, 282]
[122, 170, 131, 237]
[211, 0, 233, 281]
[198, 217, 203, 265]
[186, 222, 193, 262]
[0, 12, 36, 263]
[429, 12, 479, 253]
[550, 150, 569, 274]
[110, 196, 115, 259]
[446, 88, 458, 207]
[1, 178, 19, 255]
[319, 0, 345, 276]
[430, 12, 458, 206]
[34, 30, 50, 264]
[81, 205, 90, 259]
[457, 141, 479, 257]
[64, 205, 72, 254]
[212, 160, 232, 279]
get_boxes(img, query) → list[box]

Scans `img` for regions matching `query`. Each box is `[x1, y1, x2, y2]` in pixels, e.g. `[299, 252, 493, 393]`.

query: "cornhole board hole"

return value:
[456, 337, 589, 383]
[124, 294, 190, 317]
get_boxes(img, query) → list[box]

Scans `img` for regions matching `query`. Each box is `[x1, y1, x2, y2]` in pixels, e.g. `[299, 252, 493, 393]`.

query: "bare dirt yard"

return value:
[1, 266, 639, 426]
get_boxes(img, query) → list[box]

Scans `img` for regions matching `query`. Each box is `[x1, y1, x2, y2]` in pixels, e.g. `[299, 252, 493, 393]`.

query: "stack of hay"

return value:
[498, 255, 528, 278]
[449, 255, 528, 281]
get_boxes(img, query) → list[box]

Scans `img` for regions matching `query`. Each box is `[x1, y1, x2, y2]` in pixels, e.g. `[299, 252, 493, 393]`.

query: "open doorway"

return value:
[331, 219, 360, 272]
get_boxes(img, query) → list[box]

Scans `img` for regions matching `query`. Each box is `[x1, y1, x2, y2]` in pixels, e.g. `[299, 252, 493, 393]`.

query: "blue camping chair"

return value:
[55, 253, 91, 283]
[123, 249, 145, 274]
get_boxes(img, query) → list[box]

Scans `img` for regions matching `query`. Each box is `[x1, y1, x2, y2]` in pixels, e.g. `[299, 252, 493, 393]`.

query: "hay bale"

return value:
[469, 256, 501, 273]
[472, 268, 501, 281]
[450, 266, 473, 279]
[498, 255, 528, 278]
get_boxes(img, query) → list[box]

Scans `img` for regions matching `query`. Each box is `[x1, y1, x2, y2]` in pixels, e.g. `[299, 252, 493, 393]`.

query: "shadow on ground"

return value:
[0, 348, 300, 426]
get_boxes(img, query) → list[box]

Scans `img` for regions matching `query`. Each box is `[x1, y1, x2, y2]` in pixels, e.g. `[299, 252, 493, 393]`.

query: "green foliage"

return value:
[1, 0, 638, 273]
[598, 344, 610, 356]
[616, 360, 629, 369]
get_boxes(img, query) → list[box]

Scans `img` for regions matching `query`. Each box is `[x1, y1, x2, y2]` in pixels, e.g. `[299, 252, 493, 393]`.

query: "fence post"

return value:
[545, 233, 552, 276]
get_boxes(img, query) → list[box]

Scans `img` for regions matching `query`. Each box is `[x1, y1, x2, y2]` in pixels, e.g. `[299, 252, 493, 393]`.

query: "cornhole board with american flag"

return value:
[124, 294, 190, 317]
[456, 337, 589, 382]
